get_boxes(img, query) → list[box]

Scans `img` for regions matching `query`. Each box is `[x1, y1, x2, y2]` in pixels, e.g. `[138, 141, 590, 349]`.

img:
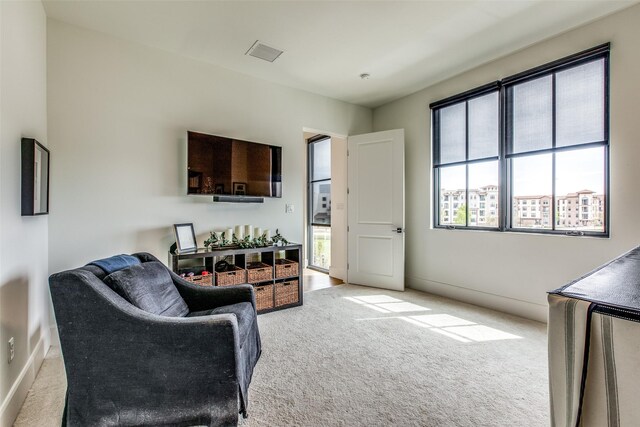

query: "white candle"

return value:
[254, 227, 262, 238]
[264, 229, 271, 239]
[244, 224, 253, 238]
[234, 225, 244, 240]
[226, 228, 233, 240]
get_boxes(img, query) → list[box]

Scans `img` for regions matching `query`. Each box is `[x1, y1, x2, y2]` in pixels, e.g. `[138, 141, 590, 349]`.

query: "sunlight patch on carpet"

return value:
[429, 327, 473, 343]
[375, 302, 430, 313]
[349, 295, 402, 304]
[344, 295, 430, 313]
[410, 314, 474, 327]
[442, 325, 522, 342]
[345, 295, 522, 343]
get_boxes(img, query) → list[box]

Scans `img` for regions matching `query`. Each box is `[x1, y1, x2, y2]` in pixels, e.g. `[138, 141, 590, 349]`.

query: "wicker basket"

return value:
[246, 262, 273, 283]
[215, 266, 246, 286]
[254, 284, 274, 311]
[184, 274, 213, 287]
[275, 280, 299, 307]
[275, 259, 299, 279]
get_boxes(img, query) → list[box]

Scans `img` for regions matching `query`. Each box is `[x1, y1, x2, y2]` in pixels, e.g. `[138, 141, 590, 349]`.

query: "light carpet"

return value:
[15, 284, 549, 426]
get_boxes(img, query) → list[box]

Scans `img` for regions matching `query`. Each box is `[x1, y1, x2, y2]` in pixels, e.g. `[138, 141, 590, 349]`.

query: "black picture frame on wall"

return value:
[21, 138, 50, 216]
[173, 223, 197, 253]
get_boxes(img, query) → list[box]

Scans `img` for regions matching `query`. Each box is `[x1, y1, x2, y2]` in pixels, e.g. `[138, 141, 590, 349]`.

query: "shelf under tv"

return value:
[212, 195, 264, 203]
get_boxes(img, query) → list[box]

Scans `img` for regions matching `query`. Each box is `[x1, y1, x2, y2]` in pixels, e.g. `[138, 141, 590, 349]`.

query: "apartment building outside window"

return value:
[431, 44, 609, 237]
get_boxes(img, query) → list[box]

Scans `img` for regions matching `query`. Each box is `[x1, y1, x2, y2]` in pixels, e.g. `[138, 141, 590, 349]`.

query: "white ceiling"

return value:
[42, 0, 636, 108]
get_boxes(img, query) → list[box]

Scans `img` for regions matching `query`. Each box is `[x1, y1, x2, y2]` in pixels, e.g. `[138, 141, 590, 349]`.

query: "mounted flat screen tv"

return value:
[187, 131, 282, 198]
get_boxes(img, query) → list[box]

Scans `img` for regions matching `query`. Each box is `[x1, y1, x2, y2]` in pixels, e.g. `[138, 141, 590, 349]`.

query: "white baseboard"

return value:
[406, 275, 548, 323]
[0, 330, 50, 427]
[49, 325, 60, 349]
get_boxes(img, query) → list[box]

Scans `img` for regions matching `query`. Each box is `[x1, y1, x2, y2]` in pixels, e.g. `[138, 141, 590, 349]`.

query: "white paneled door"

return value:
[347, 129, 405, 291]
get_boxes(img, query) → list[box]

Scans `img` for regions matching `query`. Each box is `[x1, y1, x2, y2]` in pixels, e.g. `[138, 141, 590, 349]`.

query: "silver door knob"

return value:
[392, 227, 404, 233]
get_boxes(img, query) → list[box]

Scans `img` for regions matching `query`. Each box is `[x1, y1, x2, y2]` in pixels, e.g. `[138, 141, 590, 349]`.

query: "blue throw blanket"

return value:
[89, 254, 141, 274]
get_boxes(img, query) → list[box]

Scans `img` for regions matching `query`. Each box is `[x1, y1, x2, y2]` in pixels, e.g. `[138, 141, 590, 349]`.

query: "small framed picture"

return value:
[233, 182, 247, 196]
[214, 183, 224, 194]
[173, 223, 197, 253]
[21, 138, 50, 216]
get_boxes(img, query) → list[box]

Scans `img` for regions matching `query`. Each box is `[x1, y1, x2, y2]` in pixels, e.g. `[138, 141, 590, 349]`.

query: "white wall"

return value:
[47, 19, 372, 275]
[373, 4, 640, 322]
[0, 1, 49, 425]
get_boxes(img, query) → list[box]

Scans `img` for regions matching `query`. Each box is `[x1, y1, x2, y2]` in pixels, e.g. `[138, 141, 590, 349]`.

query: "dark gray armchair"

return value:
[49, 252, 261, 426]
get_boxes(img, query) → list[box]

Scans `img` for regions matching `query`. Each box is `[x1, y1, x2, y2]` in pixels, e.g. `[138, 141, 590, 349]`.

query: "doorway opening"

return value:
[302, 129, 346, 290]
[307, 135, 332, 272]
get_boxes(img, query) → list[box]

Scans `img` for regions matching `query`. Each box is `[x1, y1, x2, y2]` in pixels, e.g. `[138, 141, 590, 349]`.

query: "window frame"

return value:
[430, 43, 610, 237]
[432, 82, 502, 231]
[307, 135, 332, 272]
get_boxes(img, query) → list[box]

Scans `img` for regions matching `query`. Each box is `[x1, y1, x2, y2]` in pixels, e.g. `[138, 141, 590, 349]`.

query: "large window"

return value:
[431, 44, 609, 236]
[433, 86, 500, 229]
[308, 136, 331, 270]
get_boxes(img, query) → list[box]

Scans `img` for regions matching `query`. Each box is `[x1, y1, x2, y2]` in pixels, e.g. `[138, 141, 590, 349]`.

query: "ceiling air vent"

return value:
[245, 40, 283, 63]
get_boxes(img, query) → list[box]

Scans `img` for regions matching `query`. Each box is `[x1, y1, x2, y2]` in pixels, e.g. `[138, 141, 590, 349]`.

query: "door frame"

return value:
[302, 128, 348, 280]
[307, 134, 331, 273]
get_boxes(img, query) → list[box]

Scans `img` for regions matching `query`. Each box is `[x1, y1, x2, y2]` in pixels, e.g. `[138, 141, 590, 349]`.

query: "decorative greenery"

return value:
[203, 231, 219, 250]
[255, 233, 269, 247]
[237, 233, 270, 249]
[271, 229, 289, 246]
[237, 235, 254, 249]
[233, 234, 262, 248]
[204, 228, 290, 250]
[220, 231, 230, 246]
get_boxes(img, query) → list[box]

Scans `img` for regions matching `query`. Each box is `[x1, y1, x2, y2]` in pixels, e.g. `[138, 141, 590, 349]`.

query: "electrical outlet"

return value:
[285, 204, 294, 213]
[8, 337, 14, 363]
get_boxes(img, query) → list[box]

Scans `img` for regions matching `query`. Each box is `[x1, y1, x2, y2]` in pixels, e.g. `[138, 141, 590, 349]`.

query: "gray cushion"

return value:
[188, 302, 254, 345]
[80, 264, 108, 281]
[104, 261, 189, 317]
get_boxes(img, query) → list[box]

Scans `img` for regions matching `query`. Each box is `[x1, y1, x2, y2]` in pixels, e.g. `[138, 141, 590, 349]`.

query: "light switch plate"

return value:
[285, 204, 294, 213]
